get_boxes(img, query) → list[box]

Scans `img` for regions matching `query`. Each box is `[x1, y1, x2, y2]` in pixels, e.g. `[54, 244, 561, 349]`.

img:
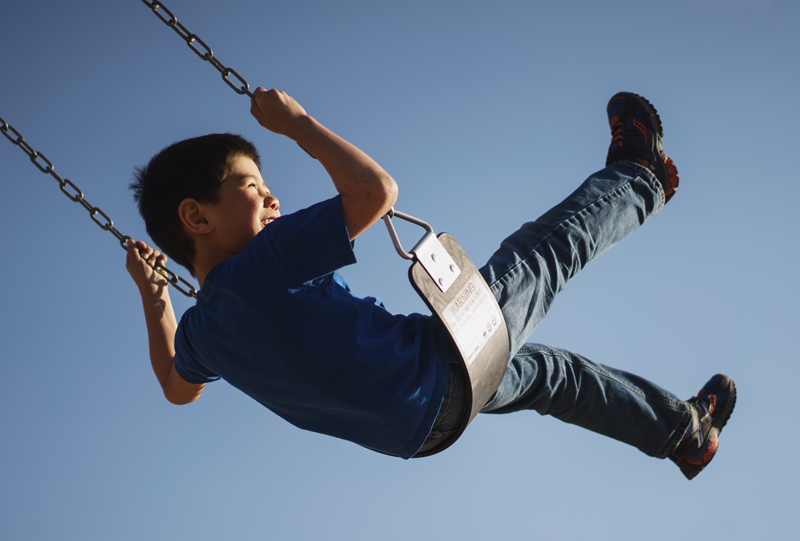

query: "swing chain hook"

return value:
[382, 209, 462, 293]
[0, 116, 198, 299]
[140, 0, 253, 97]
[382, 208, 435, 261]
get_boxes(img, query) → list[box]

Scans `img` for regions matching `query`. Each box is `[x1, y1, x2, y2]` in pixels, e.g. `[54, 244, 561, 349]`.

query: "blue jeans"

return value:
[428, 161, 691, 459]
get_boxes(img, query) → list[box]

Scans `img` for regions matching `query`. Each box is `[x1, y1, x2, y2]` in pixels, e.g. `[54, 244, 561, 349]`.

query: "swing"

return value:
[1, 0, 512, 458]
[382, 211, 509, 456]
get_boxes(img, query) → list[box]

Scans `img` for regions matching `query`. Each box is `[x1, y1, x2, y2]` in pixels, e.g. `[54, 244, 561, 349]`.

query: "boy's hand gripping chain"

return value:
[140, 0, 253, 98]
[0, 116, 198, 299]
[383, 210, 510, 457]
[140, 0, 315, 158]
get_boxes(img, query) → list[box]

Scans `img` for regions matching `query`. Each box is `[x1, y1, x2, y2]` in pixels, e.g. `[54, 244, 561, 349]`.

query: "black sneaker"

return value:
[606, 92, 679, 203]
[669, 374, 737, 480]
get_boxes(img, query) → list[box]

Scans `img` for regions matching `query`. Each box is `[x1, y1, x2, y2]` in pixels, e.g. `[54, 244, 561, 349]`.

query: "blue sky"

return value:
[1, 1, 797, 539]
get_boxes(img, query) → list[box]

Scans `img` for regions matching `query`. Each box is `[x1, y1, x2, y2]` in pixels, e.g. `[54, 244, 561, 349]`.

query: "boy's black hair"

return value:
[130, 133, 261, 277]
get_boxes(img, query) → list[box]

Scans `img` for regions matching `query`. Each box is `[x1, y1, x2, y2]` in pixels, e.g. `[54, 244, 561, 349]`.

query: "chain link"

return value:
[1, 0, 317, 301]
[140, 0, 317, 159]
[0, 115, 198, 299]
[140, 0, 253, 97]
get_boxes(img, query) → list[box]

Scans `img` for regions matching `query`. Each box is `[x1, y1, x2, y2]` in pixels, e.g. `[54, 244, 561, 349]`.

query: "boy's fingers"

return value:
[251, 87, 267, 108]
[126, 239, 142, 261]
[128, 240, 151, 260]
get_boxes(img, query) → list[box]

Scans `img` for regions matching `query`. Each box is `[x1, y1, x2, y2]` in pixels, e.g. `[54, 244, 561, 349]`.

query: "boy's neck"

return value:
[192, 249, 233, 290]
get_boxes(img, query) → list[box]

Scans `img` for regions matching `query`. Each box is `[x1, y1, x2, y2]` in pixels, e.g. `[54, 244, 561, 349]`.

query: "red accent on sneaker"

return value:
[632, 117, 648, 143]
[687, 438, 719, 466]
[707, 395, 717, 416]
[663, 156, 679, 198]
[702, 439, 719, 464]
[609, 116, 624, 147]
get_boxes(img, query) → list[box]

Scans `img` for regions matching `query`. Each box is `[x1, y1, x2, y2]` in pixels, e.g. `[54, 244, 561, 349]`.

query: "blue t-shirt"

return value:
[174, 196, 452, 458]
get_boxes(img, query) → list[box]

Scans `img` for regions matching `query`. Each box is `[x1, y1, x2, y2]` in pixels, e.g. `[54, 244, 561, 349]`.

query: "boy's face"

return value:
[204, 155, 280, 256]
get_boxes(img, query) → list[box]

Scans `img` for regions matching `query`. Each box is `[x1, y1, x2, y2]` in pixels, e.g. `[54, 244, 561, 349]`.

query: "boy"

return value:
[127, 88, 735, 479]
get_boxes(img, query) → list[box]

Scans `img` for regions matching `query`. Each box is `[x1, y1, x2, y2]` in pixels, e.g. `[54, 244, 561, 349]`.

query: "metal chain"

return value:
[0, 116, 198, 299]
[140, 0, 254, 98]
[2, 0, 282, 301]
[141, 0, 317, 159]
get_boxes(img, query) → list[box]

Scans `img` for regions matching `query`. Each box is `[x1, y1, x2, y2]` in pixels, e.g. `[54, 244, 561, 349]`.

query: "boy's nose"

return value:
[264, 195, 280, 211]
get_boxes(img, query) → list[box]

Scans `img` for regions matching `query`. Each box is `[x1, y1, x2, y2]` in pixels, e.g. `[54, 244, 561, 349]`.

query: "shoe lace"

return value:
[691, 394, 717, 423]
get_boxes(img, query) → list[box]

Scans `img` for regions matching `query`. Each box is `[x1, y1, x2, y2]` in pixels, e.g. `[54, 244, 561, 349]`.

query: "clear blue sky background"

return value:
[1, 1, 797, 539]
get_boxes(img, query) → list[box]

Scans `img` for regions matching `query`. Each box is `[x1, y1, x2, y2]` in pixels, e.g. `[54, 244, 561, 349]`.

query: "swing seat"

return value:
[383, 212, 510, 457]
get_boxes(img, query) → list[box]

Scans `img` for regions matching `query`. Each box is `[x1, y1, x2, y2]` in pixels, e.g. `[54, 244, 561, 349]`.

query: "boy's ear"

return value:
[178, 198, 214, 235]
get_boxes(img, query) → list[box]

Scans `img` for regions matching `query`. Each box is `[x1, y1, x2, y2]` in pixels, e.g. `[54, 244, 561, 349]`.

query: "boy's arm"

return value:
[126, 240, 205, 405]
[250, 88, 399, 241]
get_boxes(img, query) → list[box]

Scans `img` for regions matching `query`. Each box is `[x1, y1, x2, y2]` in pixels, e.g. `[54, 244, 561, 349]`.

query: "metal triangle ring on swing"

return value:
[382, 209, 510, 457]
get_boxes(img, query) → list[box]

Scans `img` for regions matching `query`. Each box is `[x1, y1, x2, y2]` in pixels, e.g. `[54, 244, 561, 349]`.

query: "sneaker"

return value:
[669, 374, 737, 480]
[606, 92, 680, 203]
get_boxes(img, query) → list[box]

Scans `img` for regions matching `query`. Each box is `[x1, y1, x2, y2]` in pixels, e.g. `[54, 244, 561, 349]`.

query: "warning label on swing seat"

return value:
[442, 276, 502, 366]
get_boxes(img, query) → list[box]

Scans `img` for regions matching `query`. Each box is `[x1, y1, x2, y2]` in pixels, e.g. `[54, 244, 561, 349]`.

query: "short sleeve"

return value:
[260, 196, 356, 283]
[173, 313, 221, 384]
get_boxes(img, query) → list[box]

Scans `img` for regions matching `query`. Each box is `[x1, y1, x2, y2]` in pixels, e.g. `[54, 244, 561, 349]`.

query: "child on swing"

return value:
[127, 88, 735, 479]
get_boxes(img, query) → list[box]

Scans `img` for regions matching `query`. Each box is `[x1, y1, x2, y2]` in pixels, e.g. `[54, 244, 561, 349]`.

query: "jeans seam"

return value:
[565, 356, 685, 410]
[487, 166, 659, 293]
[517, 346, 685, 411]
[554, 349, 692, 458]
